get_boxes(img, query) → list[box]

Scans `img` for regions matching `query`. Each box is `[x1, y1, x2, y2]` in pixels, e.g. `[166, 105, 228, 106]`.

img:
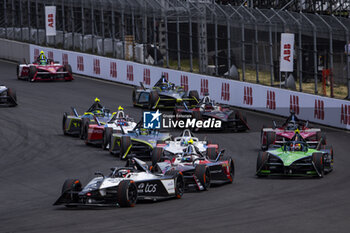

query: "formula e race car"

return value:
[53, 158, 184, 208]
[132, 76, 199, 109]
[0, 85, 17, 107]
[260, 111, 324, 150]
[109, 121, 172, 160]
[85, 107, 137, 146]
[174, 94, 249, 132]
[152, 143, 234, 191]
[256, 133, 333, 178]
[62, 98, 112, 137]
[153, 129, 217, 165]
[17, 60, 73, 82]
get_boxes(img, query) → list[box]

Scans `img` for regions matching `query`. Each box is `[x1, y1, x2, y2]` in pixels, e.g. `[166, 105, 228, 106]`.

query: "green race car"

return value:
[256, 139, 333, 178]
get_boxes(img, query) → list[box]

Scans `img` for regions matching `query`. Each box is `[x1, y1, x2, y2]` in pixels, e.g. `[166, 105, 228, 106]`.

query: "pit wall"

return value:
[3, 39, 349, 130]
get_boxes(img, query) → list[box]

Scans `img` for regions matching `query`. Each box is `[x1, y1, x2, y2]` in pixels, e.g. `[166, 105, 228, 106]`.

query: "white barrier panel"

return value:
[29, 44, 350, 130]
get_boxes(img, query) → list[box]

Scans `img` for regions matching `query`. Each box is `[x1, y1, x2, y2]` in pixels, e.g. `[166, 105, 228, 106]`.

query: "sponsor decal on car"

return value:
[137, 183, 157, 193]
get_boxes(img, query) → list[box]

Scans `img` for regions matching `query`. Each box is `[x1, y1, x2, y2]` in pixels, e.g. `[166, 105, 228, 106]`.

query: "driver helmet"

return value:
[291, 143, 301, 151]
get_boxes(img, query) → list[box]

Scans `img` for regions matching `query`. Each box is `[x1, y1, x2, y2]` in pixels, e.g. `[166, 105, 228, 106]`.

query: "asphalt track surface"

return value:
[1, 60, 350, 233]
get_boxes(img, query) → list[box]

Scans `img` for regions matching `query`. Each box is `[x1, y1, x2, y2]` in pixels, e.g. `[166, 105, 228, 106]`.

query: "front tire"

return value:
[165, 170, 185, 199]
[120, 136, 132, 160]
[195, 165, 211, 191]
[206, 147, 217, 160]
[152, 147, 164, 166]
[62, 112, 68, 135]
[117, 180, 137, 207]
[312, 152, 325, 178]
[256, 151, 268, 177]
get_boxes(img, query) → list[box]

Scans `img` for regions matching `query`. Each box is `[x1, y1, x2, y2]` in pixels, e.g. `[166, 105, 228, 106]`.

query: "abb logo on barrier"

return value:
[340, 104, 350, 125]
[290, 95, 300, 114]
[243, 86, 253, 105]
[62, 54, 68, 65]
[161, 72, 169, 81]
[314, 100, 324, 120]
[77, 56, 84, 71]
[143, 68, 150, 85]
[283, 44, 291, 62]
[34, 49, 39, 61]
[127, 65, 134, 81]
[110, 62, 117, 78]
[93, 59, 100, 75]
[221, 83, 230, 101]
[200, 79, 209, 95]
[181, 75, 188, 91]
[266, 90, 276, 110]
[48, 51, 53, 60]
[48, 14, 54, 28]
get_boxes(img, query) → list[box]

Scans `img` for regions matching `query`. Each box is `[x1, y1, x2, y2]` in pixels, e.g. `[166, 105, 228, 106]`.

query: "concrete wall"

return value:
[0, 38, 30, 63]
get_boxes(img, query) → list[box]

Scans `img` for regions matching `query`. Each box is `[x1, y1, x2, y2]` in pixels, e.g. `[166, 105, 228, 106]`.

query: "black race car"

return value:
[132, 75, 199, 109]
[174, 94, 249, 131]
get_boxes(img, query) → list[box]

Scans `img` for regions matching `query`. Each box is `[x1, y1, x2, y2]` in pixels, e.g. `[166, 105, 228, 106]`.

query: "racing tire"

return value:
[7, 88, 17, 107]
[256, 151, 269, 177]
[62, 112, 68, 135]
[64, 64, 72, 75]
[222, 155, 235, 183]
[316, 131, 321, 141]
[132, 88, 137, 106]
[120, 136, 131, 160]
[29, 66, 37, 82]
[80, 118, 89, 140]
[312, 152, 325, 178]
[195, 165, 211, 191]
[323, 145, 334, 173]
[188, 90, 199, 103]
[152, 147, 164, 166]
[206, 147, 217, 160]
[265, 131, 276, 150]
[61, 179, 82, 194]
[320, 134, 327, 145]
[117, 180, 137, 207]
[148, 91, 159, 110]
[102, 129, 112, 150]
[165, 170, 185, 199]
[16, 64, 20, 80]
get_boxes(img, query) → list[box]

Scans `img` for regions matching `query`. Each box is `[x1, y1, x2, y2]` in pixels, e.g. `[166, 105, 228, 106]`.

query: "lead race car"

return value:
[0, 85, 17, 107]
[85, 106, 137, 146]
[174, 94, 249, 132]
[62, 98, 112, 137]
[132, 75, 199, 109]
[260, 110, 324, 150]
[256, 131, 333, 178]
[17, 59, 73, 82]
[108, 121, 172, 160]
[152, 142, 234, 191]
[53, 158, 184, 208]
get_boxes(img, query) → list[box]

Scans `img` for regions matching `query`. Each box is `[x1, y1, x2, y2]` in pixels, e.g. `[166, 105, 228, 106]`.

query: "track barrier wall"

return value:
[2, 40, 349, 130]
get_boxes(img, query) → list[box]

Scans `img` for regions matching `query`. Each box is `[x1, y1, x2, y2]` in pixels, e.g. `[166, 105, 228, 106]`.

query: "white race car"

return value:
[53, 158, 185, 208]
[0, 85, 17, 107]
[153, 129, 219, 165]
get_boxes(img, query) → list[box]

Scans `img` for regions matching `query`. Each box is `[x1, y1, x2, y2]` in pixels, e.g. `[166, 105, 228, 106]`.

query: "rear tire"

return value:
[117, 180, 137, 207]
[148, 91, 159, 110]
[62, 112, 68, 135]
[256, 152, 268, 177]
[264, 131, 275, 150]
[152, 147, 164, 166]
[206, 147, 217, 160]
[120, 136, 131, 160]
[29, 66, 37, 81]
[7, 88, 17, 107]
[189, 90, 199, 102]
[195, 165, 211, 191]
[102, 129, 112, 150]
[312, 152, 325, 178]
[64, 64, 72, 75]
[222, 156, 235, 183]
[80, 118, 89, 140]
[165, 170, 185, 199]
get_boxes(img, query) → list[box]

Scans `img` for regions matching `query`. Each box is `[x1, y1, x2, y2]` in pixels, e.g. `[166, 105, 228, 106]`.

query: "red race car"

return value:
[17, 60, 73, 82]
[260, 111, 325, 150]
[152, 142, 234, 191]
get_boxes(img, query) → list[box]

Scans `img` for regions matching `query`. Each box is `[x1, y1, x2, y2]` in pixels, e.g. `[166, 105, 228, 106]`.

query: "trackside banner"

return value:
[45, 6, 56, 36]
[280, 33, 294, 72]
[29, 44, 350, 130]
